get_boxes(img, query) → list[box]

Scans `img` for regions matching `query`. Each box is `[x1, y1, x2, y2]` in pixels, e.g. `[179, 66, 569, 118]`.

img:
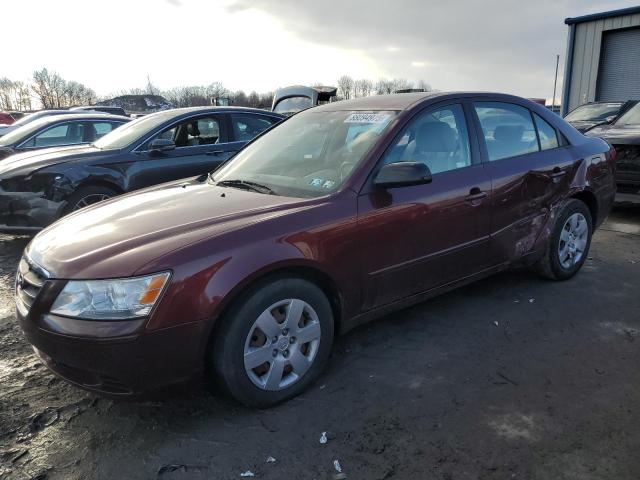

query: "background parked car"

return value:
[71, 105, 129, 117]
[0, 106, 283, 232]
[0, 113, 130, 161]
[14, 92, 615, 406]
[0, 111, 26, 125]
[0, 109, 105, 137]
[272, 85, 337, 115]
[587, 101, 640, 199]
[564, 100, 638, 133]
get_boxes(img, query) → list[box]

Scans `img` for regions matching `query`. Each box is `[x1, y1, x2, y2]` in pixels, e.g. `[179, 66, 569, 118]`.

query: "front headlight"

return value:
[50, 272, 171, 320]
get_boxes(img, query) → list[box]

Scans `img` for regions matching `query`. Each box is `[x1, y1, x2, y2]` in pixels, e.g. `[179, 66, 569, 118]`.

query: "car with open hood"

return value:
[0, 106, 283, 232]
[16, 92, 615, 407]
[565, 100, 638, 133]
[586, 101, 640, 199]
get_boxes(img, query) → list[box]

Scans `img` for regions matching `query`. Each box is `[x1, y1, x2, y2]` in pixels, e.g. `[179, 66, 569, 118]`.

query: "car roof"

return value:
[34, 113, 131, 122]
[166, 106, 283, 116]
[314, 91, 551, 112]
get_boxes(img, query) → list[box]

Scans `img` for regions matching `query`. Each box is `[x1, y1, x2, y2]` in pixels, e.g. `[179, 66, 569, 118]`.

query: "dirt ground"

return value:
[1, 206, 639, 480]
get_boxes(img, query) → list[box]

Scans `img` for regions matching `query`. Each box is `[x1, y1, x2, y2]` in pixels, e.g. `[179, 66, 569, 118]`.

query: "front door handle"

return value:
[206, 150, 225, 156]
[465, 187, 488, 206]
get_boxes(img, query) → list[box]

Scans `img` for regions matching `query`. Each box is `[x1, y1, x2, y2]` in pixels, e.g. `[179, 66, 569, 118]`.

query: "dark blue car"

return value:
[0, 107, 284, 232]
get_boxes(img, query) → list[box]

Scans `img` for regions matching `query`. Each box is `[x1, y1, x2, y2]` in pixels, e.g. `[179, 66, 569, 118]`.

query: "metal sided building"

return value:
[562, 6, 640, 115]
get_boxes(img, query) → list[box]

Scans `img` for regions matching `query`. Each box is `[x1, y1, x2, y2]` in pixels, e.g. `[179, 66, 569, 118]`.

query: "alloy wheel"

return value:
[558, 212, 588, 269]
[243, 299, 321, 391]
[73, 193, 112, 210]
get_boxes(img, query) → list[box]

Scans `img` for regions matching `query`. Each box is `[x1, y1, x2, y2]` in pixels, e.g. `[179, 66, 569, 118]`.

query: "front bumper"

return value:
[16, 275, 209, 395]
[0, 189, 64, 232]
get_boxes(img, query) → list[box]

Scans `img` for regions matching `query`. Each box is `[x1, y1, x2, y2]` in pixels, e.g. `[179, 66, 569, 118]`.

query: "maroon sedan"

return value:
[16, 92, 616, 406]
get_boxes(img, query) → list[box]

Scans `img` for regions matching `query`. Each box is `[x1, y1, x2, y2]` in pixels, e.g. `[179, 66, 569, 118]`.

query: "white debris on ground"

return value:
[320, 431, 328, 444]
[240, 470, 255, 477]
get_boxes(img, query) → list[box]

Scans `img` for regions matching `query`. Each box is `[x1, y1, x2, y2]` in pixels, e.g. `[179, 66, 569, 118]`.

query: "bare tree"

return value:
[416, 79, 432, 92]
[354, 79, 373, 98]
[391, 78, 413, 92]
[375, 78, 394, 95]
[146, 75, 160, 96]
[0, 78, 32, 110]
[337, 75, 354, 100]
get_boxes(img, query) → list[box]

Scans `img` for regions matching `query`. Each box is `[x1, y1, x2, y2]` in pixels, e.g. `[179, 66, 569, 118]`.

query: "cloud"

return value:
[224, 0, 639, 97]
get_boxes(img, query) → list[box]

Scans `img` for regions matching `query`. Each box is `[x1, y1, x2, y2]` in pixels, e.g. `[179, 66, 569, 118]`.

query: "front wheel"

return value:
[211, 277, 334, 407]
[534, 198, 593, 280]
[64, 185, 118, 214]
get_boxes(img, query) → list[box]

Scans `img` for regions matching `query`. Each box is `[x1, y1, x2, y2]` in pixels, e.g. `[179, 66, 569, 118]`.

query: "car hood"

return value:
[0, 145, 109, 176]
[586, 124, 640, 144]
[26, 178, 311, 279]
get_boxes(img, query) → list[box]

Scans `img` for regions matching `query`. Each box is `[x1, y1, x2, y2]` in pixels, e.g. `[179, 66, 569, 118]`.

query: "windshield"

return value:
[93, 110, 176, 149]
[273, 96, 313, 115]
[614, 102, 640, 126]
[565, 103, 622, 122]
[213, 109, 397, 198]
[11, 111, 46, 127]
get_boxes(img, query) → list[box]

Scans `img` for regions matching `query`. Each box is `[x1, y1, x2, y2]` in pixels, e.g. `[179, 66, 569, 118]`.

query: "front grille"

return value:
[15, 257, 48, 315]
[613, 144, 640, 174]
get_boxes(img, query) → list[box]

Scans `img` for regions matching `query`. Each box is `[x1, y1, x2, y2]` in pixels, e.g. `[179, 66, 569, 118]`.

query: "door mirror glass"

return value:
[374, 161, 432, 188]
[148, 138, 175, 153]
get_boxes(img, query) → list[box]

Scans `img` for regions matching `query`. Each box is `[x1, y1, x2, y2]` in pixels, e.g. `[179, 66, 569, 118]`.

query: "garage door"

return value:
[596, 28, 640, 102]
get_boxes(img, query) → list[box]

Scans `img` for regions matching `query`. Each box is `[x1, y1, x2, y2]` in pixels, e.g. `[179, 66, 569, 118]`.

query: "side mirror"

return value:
[605, 115, 617, 124]
[148, 138, 175, 154]
[373, 162, 432, 188]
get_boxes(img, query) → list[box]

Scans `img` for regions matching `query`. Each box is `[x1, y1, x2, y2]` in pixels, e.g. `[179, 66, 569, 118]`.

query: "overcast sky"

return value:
[2, 0, 637, 99]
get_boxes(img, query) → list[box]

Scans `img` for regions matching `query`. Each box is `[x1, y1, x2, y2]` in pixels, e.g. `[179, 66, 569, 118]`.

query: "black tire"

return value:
[211, 276, 334, 408]
[64, 185, 118, 215]
[534, 198, 593, 280]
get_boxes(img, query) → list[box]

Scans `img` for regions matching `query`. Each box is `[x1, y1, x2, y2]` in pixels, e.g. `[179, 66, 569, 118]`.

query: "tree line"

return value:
[0, 68, 432, 112]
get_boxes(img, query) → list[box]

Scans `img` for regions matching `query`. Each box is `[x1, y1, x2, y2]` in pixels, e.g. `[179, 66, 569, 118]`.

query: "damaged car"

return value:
[16, 92, 615, 407]
[0, 106, 283, 232]
[565, 100, 637, 133]
[587, 101, 640, 199]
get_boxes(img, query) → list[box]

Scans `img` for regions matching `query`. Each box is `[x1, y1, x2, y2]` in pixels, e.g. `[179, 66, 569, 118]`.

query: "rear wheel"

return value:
[64, 186, 118, 214]
[534, 198, 593, 280]
[211, 277, 334, 407]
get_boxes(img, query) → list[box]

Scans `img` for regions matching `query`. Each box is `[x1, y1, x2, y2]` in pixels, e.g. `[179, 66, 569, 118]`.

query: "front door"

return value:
[130, 113, 232, 189]
[358, 102, 492, 310]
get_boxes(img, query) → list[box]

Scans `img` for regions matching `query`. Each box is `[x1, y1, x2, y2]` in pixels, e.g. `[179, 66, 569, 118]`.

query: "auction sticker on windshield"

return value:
[344, 112, 391, 124]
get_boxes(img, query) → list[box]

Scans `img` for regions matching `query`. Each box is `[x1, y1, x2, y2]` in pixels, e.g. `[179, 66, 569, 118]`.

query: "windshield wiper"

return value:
[216, 179, 275, 195]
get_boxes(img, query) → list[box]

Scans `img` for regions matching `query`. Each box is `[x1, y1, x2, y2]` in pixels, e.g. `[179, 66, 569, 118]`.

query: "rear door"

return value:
[471, 100, 574, 264]
[358, 101, 492, 309]
[130, 114, 230, 189]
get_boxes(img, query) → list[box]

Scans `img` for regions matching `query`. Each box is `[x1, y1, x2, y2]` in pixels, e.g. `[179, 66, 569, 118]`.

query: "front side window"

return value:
[142, 116, 222, 149]
[231, 114, 278, 142]
[474, 102, 538, 161]
[214, 109, 397, 198]
[533, 114, 559, 150]
[382, 104, 471, 174]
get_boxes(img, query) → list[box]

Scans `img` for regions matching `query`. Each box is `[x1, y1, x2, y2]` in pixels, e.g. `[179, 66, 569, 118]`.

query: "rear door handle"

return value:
[465, 188, 488, 205]
[206, 150, 225, 156]
[549, 167, 566, 182]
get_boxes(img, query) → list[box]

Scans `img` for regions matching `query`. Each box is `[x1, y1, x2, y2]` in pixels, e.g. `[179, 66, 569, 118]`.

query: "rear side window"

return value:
[231, 114, 278, 142]
[474, 102, 538, 161]
[533, 113, 559, 150]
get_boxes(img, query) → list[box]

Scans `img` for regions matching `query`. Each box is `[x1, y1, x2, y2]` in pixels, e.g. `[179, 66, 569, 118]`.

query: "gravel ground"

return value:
[1, 206, 639, 480]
